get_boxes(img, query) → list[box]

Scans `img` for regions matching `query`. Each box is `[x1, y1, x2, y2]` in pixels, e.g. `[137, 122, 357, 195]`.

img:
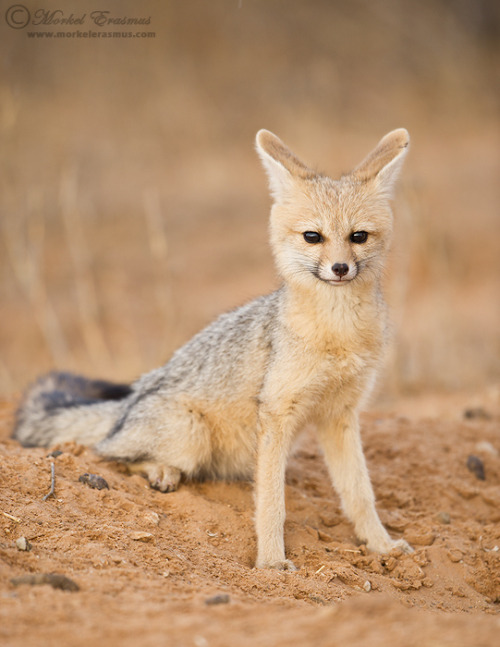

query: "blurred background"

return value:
[1, 0, 499, 401]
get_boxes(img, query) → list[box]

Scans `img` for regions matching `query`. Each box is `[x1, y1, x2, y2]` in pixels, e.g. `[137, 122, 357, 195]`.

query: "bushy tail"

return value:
[14, 371, 133, 448]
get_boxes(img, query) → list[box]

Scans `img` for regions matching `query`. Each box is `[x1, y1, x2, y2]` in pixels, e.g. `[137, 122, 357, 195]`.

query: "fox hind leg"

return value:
[96, 399, 213, 493]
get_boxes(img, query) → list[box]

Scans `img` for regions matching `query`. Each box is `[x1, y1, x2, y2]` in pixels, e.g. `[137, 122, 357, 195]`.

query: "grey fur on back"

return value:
[14, 289, 282, 471]
[96, 289, 283, 475]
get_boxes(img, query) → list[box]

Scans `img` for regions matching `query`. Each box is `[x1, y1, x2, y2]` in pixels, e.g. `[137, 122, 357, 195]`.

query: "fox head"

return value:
[256, 128, 409, 290]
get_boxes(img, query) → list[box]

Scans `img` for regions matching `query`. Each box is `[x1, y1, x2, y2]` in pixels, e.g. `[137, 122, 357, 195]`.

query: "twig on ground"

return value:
[1, 511, 21, 523]
[42, 461, 56, 501]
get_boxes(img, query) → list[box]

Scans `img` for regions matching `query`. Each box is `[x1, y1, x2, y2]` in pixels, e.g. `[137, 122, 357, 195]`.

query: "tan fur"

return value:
[14, 128, 411, 569]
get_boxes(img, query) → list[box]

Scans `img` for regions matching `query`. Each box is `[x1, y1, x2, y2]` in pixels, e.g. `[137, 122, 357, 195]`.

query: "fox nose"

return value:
[332, 263, 349, 278]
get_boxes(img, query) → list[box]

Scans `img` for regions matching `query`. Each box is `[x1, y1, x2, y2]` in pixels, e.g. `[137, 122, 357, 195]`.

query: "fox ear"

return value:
[256, 130, 314, 201]
[352, 128, 409, 197]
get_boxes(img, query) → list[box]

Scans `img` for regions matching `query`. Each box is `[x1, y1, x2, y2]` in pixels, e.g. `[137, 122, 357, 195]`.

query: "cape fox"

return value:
[15, 128, 411, 569]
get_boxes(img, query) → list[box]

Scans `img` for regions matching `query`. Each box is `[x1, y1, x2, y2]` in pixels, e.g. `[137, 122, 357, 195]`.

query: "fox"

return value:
[14, 128, 411, 569]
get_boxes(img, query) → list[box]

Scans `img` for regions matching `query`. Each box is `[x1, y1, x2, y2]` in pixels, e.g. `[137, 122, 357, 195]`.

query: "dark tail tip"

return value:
[13, 371, 132, 446]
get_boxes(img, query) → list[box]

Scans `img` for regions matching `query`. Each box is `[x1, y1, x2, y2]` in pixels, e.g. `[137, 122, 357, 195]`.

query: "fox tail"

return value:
[13, 371, 132, 448]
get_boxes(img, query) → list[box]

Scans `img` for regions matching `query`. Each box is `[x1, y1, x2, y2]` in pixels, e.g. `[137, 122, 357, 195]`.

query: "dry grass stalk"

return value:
[42, 460, 56, 501]
[143, 187, 178, 356]
[59, 167, 112, 369]
[1, 197, 70, 366]
[1, 511, 21, 523]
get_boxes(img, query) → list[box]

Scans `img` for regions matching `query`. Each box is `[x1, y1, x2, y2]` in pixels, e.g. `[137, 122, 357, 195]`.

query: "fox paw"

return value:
[148, 465, 182, 493]
[367, 536, 413, 555]
[256, 558, 297, 571]
[390, 538, 413, 554]
[128, 461, 181, 493]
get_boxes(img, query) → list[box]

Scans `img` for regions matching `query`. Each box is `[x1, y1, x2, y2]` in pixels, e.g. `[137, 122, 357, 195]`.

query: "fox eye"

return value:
[303, 231, 323, 244]
[350, 231, 368, 244]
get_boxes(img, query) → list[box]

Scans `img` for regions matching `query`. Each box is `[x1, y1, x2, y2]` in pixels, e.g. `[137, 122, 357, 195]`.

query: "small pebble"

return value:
[308, 595, 327, 605]
[205, 593, 230, 605]
[475, 441, 498, 457]
[404, 529, 435, 546]
[319, 513, 340, 527]
[129, 531, 154, 542]
[143, 511, 160, 526]
[437, 511, 451, 525]
[466, 455, 485, 481]
[447, 549, 464, 563]
[78, 473, 110, 490]
[47, 450, 63, 458]
[15, 537, 32, 551]
[464, 407, 491, 420]
[11, 573, 79, 592]
[363, 580, 371, 592]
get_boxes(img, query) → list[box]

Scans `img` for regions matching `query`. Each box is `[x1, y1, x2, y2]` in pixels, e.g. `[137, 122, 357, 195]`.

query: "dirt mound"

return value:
[1, 393, 499, 646]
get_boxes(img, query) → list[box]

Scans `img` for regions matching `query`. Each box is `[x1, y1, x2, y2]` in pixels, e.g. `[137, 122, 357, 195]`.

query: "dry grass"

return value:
[0, 0, 499, 397]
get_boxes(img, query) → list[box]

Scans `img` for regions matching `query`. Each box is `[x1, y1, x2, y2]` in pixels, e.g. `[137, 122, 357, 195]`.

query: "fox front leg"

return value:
[254, 410, 297, 571]
[317, 410, 412, 555]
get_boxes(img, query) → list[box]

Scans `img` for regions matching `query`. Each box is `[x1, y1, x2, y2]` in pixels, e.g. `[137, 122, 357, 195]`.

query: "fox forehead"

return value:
[284, 175, 391, 236]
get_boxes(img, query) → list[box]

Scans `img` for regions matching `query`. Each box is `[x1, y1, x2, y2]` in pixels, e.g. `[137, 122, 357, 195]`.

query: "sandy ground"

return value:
[1, 388, 499, 647]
